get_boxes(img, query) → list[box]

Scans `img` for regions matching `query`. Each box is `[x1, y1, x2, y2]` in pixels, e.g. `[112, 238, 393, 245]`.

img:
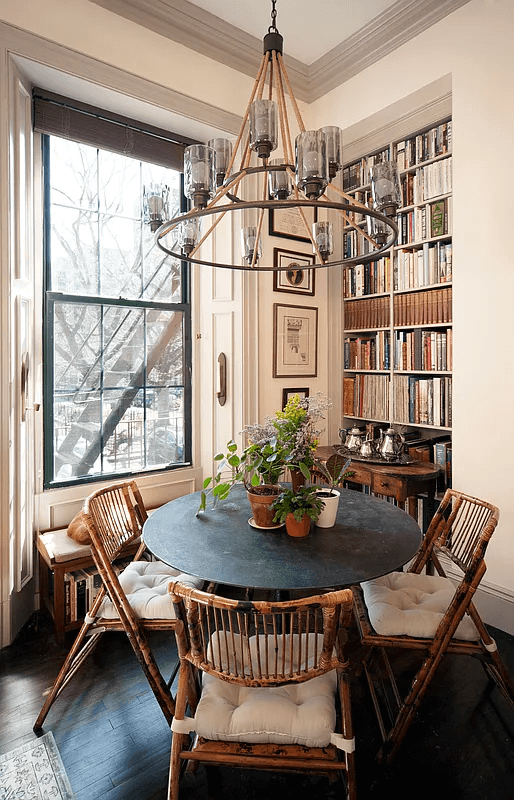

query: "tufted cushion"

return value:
[98, 561, 203, 620]
[194, 633, 337, 747]
[361, 572, 480, 641]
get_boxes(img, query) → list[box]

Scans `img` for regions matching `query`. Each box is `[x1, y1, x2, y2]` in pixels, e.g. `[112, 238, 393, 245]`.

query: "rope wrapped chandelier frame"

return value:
[155, 0, 400, 272]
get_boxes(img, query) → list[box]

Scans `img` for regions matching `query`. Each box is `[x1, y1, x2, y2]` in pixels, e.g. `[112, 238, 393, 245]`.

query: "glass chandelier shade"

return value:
[208, 138, 233, 187]
[184, 144, 215, 209]
[154, 0, 399, 271]
[321, 126, 343, 179]
[143, 183, 170, 232]
[370, 160, 402, 217]
[250, 99, 278, 159]
[295, 130, 328, 199]
[312, 221, 334, 261]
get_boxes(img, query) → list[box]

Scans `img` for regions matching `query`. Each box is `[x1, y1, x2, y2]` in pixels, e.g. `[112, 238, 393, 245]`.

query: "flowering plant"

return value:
[198, 392, 332, 513]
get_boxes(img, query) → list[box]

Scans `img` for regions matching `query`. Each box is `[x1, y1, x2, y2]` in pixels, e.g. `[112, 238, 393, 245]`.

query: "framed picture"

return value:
[273, 303, 318, 379]
[282, 387, 309, 410]
[269, 206, 317, 242]
[273, 248, 315, 296]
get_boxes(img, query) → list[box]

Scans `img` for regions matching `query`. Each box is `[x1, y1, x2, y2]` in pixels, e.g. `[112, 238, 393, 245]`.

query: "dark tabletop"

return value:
[143, 484, 422, 591]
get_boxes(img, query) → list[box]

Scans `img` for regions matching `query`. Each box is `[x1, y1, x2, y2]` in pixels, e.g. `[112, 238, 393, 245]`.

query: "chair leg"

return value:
[467, 604, 514, 706]
[339, 671, 356, 800]
[124, 624, 176, 724]
[33, 622, 103, 731]
[168, 663, 193, 800]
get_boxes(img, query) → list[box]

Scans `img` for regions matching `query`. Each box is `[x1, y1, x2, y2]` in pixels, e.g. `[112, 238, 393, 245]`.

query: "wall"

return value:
[311, 0, 514, 627]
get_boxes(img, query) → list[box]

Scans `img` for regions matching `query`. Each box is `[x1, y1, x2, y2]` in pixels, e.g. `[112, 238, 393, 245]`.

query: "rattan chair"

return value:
[352, 488, 514, 764]
[34, 480, 203, 732]
[167, 583, 356, 800]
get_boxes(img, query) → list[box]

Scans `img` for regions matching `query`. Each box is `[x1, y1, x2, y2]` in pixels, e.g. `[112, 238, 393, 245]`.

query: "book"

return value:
[430, 199, 446, 237]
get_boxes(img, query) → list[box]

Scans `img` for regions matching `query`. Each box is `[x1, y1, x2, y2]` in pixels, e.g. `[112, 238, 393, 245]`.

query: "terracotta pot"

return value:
[290, 469, 307, 492]
[247, 485, 282, 528]
[315, 489, 340, 528]
[285, 512, 311, 538]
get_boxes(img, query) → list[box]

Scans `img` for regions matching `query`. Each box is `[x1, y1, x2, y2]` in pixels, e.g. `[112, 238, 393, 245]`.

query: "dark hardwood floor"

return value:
[1, 608, 514, 800]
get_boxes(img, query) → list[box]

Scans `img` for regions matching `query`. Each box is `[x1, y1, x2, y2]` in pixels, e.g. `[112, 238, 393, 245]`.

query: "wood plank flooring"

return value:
[1, 609, 514, 800]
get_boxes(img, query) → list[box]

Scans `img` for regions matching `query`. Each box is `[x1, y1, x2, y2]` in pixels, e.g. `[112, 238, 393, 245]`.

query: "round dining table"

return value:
[143, 484, 422, 592]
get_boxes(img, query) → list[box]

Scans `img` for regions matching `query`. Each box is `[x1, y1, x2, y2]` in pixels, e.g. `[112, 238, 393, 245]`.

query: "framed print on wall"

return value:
[273, 248, 315, 296]
[282, 387, 309, 410]
[273, 303, 318, 379]
[269, 205, 317, 242]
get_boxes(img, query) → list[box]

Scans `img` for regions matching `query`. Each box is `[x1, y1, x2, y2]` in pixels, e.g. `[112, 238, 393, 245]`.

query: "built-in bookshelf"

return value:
[342, 117, 453, 436]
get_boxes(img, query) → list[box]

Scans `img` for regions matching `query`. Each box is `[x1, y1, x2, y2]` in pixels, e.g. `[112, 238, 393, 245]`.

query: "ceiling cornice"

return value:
[90, 0, 470, 103]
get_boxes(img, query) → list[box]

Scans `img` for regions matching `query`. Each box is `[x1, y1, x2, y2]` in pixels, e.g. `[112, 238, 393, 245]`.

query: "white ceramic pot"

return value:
[315, 489, 340, 528]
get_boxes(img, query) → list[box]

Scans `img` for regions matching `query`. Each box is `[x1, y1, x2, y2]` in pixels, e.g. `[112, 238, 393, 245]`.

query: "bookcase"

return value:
[341, 117, 453, 508]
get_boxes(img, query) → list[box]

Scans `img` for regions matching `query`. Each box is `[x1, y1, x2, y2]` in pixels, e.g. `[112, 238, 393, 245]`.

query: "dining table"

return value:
[143, 484, 422, 592]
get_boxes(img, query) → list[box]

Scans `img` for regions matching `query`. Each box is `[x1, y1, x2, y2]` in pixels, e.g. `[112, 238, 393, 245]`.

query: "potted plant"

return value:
[312, 454, 354, 528]
[271, 485, 324, 538]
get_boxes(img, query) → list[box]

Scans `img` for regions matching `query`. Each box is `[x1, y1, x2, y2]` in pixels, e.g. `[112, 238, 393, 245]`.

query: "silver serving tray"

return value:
[335, 446, 414, 466]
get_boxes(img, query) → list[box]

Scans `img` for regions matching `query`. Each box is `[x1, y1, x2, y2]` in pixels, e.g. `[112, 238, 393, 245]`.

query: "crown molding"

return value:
[90, 0, 470, 103]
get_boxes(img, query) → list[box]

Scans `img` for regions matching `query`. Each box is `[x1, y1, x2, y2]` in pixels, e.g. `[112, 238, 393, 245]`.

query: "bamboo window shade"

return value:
[33, 88, 198, 170]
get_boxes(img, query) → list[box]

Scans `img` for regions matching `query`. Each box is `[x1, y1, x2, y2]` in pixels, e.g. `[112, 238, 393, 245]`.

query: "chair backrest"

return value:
[83, 479, 148, 564]
[410, 488, 499, 581]
[169, 583, 353, 687]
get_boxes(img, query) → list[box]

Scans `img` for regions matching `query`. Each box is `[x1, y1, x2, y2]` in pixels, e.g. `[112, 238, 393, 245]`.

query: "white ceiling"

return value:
[187, 0, 399, 65]
[90, 0, 470, 102]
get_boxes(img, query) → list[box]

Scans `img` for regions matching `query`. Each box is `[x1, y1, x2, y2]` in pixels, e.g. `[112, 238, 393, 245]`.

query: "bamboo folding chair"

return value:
[352, 488, 514, 764]
[167, 583, 356, 800]
[34, 480, 203, 732]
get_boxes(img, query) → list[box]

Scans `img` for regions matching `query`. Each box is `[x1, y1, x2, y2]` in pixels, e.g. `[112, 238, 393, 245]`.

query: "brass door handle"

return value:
[217, 353, 227, 406]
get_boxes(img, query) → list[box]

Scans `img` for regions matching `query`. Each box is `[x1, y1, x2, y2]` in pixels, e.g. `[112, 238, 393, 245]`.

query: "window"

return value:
[43, 135, 191, 487]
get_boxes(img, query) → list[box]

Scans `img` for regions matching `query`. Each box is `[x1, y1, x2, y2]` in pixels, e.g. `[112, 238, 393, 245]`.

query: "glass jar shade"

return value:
[241, 226, 262, 265]
[295, 130, 328, 198]
[143, 183, 170, 232]
[367, 213, 389, 245]
[179, 217, 201, 255]
[184, 144, 215, 208]
[370, 160, 401, 217]
[208, 138, 233, 186]
[321, 126, 343, 179]
[268, 158, 292, 200]
[312, 221, 333, 260]
[249, 99, 278, 159]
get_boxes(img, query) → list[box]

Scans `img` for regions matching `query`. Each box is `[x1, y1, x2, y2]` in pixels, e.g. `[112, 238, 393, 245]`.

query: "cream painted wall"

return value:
[311, 0, 514, 602]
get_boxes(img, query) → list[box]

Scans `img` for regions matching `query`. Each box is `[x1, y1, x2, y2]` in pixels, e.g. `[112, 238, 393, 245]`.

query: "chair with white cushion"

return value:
[352, 488, 514, 764]
[34, 480, 203, 732]
[167, 583, 356, 800]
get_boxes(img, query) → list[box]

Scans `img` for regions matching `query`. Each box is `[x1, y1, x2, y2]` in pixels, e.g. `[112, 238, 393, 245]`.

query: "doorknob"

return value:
[217, 353, 227, 406]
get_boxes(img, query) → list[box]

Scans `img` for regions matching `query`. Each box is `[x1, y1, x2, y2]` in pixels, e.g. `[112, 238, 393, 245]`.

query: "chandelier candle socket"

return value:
[155, 0, 399, 270]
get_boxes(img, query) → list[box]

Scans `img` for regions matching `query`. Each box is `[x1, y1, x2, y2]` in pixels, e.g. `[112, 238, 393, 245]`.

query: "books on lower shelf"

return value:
[63, 557, 132, 624]
[343, 373, 390, 420]
[344, 331, 390, 370]
[394, 375, 452, 427]
[344, 295, 390, 329]
[393, 328, 452, 371]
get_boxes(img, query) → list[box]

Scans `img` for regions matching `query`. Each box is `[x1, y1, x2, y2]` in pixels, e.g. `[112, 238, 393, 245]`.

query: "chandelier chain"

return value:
[268, 0, 278, 33]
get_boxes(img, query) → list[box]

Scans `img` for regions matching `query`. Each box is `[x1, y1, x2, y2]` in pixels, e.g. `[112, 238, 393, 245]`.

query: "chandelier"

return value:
[154, 0, 400, 272]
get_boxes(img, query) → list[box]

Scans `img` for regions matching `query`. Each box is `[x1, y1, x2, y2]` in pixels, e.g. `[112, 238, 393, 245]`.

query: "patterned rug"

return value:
[0, 731, 74, 799]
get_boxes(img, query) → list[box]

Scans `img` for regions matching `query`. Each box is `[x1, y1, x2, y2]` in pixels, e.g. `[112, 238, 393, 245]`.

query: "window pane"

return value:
[50, 138, 98, 211]
[45, 135, 189, 487]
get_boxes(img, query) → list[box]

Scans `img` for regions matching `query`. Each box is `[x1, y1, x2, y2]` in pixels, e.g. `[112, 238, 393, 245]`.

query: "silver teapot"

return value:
[359, 434, 375, 458]
[345, 427, 364, 452]
[377, 427, 405, 461]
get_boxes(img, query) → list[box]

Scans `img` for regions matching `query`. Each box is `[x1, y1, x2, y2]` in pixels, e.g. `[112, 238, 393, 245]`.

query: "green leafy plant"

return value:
[312, 454, 355, 493]
[271, 485, 324, 524]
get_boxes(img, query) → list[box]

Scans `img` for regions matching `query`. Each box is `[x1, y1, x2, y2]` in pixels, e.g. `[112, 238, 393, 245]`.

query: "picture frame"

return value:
[273, 248, 315, 296]
[273, 303, 318, 379]
[269, 205, 317, 242]
[282, 387, 309, 410]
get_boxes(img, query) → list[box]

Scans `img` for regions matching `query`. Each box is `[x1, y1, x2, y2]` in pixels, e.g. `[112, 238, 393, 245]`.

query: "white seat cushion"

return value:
[194, 633, 337, 747]
[98, 561, 203, 620]
[361, 571, 480, 641]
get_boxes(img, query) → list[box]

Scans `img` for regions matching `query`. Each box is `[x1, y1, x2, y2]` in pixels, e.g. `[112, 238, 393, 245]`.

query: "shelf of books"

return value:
[341, 117, 453, 520]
